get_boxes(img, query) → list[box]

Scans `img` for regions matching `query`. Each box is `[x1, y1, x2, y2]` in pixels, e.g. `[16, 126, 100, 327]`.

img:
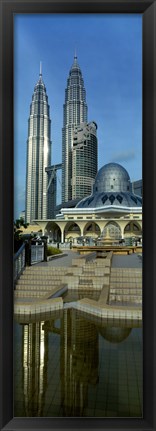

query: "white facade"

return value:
[35, 163, 142, 243]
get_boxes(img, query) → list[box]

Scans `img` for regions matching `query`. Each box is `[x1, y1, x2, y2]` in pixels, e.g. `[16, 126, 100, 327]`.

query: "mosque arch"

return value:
[124, 221, 142, 235]
[83, 221, 101, 238]
[64, 221, 81, 241]
[44, 221, 62, 243]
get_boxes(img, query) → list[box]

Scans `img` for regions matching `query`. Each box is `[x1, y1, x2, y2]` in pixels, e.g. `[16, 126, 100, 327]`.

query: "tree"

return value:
[14, 217, 29, 250]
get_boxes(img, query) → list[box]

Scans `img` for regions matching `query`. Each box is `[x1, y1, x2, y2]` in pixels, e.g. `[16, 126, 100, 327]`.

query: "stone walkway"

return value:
[14, 250, 142, 322]
[36, 250, 142, 269]
[112, 253, 142, 268]
[35, 250, 80, 268]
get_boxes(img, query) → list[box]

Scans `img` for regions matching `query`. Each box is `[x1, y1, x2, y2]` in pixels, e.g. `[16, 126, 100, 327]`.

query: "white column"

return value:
[120, 225, 125, 239]
[80, 226, 84, 236]
[61, 228, 64, 243]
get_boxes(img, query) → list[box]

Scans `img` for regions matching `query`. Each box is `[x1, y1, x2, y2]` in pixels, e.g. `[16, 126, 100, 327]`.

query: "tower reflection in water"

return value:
[22, 321, 48, 416]
[60, 310, 99, 416]
[14, 309, 142, 417]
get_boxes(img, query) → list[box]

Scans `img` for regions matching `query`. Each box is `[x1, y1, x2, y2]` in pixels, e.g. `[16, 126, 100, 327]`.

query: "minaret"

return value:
[62, 54, 88, 203]
[25, 64, 52, 223]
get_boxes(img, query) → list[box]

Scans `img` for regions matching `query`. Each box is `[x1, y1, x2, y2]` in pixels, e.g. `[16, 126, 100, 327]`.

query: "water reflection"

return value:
[59, 310, 99, 416]
[97, 326, 132, 343]
[22, 322, 48, 416]
[14, 309, 142, 417]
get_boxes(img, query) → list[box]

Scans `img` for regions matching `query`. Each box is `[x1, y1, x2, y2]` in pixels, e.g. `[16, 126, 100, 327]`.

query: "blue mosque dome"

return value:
[76, 163, 142, 209]
[93, 163, 131, 193]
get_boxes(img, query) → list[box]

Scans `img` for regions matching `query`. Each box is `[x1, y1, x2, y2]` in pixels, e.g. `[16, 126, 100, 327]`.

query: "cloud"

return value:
[111, 150, 135, 163]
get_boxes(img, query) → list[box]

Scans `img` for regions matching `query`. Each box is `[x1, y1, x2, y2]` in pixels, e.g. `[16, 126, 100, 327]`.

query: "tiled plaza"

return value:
[14, 251, 142, 417]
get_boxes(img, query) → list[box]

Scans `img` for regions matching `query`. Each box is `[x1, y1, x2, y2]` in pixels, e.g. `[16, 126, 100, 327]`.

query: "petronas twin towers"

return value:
[62, 55, 88, 202]
[25, 56, 98, 223]
[25, 66, 51, 223]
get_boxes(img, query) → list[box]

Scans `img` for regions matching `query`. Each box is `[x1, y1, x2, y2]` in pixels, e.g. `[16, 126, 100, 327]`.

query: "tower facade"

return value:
[25, 66, 52, 223]
[71, 121, 98, 199]
[62, 55, 88, 203]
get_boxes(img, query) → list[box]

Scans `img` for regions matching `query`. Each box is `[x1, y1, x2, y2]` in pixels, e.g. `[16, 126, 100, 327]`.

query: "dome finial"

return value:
[74, 48, 77, 59]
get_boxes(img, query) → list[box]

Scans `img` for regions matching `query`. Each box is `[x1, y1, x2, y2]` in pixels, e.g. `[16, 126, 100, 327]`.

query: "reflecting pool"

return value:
[14, 308, 142, 417]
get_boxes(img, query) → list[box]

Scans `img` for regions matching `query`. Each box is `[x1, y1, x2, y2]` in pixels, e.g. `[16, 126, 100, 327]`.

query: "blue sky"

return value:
[14, 14, 142, 219]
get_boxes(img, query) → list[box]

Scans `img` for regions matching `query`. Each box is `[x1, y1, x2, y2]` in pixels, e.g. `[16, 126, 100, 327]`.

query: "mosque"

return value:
[35, 162, 142, 245]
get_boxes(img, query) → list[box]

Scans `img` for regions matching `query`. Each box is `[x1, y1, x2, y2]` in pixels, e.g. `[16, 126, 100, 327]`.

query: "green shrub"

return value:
[47, 246, 62, 256]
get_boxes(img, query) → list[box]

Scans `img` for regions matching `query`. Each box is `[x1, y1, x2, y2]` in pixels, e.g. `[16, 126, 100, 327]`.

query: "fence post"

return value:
[44, 241, 47, 262]
[25, 240, 31, 266]
[14, 243, 26, 285]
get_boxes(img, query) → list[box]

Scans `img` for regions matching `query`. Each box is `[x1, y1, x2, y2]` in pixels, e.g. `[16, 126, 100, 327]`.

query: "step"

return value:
[110, 281, 142, 287]
[82, 271, 95, 276]
[110, 269, 142, 274]
[110, 275, 142, 280]
[20, 275, 63, 281]
[110, 274, 142, 279]
[109, 294, 142, 304]
[15, 284, 67, 298]
[16, 284, 63, 291]
[110, 288, 142, 295]
[25, 266, 67, 272]
[77, 284, 101, 290]
[14, 290, 49, 298]
[17, 279, 63, 286]
[79, 279, 93, 285]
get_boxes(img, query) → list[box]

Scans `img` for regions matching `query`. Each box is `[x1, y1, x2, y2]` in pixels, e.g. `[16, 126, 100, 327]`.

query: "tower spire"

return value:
[39, 61, 42, 77]
[73, 50, 79, 68]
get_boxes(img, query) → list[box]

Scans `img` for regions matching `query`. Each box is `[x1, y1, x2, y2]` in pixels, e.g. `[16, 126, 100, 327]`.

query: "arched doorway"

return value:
[45, 221, 61, 243]
[64, 222, 81, 243]
[83, 222, 101, 239]
[124, 221, 142, 237]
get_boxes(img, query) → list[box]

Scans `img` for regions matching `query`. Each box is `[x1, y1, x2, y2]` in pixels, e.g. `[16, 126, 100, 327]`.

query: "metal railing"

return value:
[14, 243, 26, 284]
[31, 243, 44, 264]
[14, 241, 45, 285]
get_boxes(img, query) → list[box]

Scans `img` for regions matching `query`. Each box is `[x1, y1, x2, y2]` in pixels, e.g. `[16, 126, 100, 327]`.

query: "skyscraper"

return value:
[25, 65, 52, 223]
[71, 121, 98, 199]
[132, 179, 142, 197]
[62, 55, 88, 203]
